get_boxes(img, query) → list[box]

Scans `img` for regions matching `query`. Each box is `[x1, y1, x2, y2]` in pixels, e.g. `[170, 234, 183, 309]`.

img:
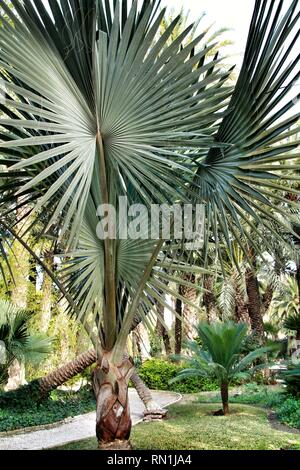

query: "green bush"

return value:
[277, 397, 300, 429]
[138, 359, 219, 393]
[0, 381, 41, 408]
[0, 385, 95, 433]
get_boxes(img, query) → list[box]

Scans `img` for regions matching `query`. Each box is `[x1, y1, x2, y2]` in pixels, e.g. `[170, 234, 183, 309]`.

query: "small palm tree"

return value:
[0, 300, 52, 388]
[284, 312, 300, 340]
[171, 321, 274, 415]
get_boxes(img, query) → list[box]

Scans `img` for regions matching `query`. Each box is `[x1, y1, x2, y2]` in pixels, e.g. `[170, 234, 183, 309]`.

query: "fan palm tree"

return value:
[0, 299, 52, 388]
[0, 0, 299, 448]
[171, 321, 274, 415]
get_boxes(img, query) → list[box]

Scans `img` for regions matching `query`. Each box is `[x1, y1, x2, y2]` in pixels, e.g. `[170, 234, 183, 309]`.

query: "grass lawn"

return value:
[52, 402, 300, 451]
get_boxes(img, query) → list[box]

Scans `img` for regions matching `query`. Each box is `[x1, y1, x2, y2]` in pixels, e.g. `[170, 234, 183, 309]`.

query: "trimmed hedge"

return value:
[138, 359, 219, 393]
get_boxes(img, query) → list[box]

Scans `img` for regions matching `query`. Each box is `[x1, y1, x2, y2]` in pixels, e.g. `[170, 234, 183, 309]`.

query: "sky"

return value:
[42, 0, 254, 66]
[162, 0, 255, 66]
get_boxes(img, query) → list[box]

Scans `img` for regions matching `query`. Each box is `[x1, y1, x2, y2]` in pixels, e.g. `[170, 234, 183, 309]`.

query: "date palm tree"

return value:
[0, 0, 299, 448]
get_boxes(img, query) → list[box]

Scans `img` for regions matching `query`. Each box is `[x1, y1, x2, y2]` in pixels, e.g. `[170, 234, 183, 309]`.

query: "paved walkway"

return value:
[0, 390, 180, 450]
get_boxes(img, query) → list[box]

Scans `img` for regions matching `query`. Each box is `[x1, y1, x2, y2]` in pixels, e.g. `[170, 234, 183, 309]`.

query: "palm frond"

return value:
[194, 0, 300, 261]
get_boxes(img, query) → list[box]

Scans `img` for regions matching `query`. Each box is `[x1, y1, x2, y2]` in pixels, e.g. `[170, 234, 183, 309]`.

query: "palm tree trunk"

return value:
[175, 273, 198, 354]
[221, 381, 229, 415]
[130, 372, 167, 418]
[38, 349, 97, 398]
[234, 281, 251, 326]
[203, 276, 218, 323]
[155, 303, 172, 355]
[38, 349, 163, 416]
[4, 359, 26, 392]
[262, 284, 274, 316]
[39, 251, 54, 333]
[175, 297, 182, 355]
[93, 353, 134, 449]
[245, 268, 264, 339]
[296, 263, 300, 321]
[132, 328, 142, 358]
[181, 274, 197, 340]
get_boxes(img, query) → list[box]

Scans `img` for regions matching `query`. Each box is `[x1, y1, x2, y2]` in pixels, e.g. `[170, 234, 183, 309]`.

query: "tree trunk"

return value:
[262, 284, 274, 316]
[93, 353, 134, 449]
[203, 276, 218, 323]
[175, 297, 182, 355]
[181, 274, 198, 340]
[221, 381, 229, 415]
[245, 268, 264, 339]
[38, 349, 97, 398]
[39, 251, 54, 333]
[155, 302, 172, 355]
[38, 349, 163, 418]
[132, 329, 142, 358]
[296, 262, 300, 318]
[130, 372, 167, 419]
[234, 278, 251, 326]
[4, 359, 26, 392]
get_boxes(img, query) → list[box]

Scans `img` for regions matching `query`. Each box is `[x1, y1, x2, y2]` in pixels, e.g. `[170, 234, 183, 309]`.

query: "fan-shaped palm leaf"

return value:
[195, 0, 300, 264]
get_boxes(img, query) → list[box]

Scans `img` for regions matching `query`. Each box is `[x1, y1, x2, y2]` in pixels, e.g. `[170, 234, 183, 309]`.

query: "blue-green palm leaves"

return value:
[0, 0, 299, 357]
[0, 0, 228, 353]
[0, 0, 229, 239]
[195, 0, 300, 265]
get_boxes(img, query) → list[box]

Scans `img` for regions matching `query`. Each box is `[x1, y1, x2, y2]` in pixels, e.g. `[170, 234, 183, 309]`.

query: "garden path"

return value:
[0, 389, 180, 450]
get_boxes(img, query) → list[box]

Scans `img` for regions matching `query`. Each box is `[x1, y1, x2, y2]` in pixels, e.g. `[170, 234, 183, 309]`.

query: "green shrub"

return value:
[0, 381, 41, 409]
[138, 359, 219, 393]
[276, 397, 300, 429]
[0, 385, 95, 433]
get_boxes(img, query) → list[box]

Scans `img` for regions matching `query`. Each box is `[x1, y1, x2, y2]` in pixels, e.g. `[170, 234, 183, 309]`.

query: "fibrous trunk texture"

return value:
[221, 381, 229, 415]
[130, 371, 167, 420]
[262, 284, 274, 316]
[93, 353, 134, 449]
[234, 279, 251, 326]
[203, 276, 218, 323]
[38, 349, 164, 417]
[245, 268, 264, 339]
[181, 274, 197, 340]
[297, 263, 300, 300]
[38, 349, 96, 397]
[175, 297, 182, 355]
